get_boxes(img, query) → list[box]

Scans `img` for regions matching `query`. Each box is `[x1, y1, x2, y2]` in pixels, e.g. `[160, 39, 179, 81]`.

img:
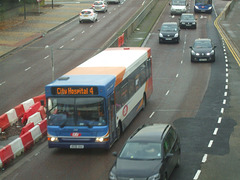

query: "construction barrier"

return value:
[33, 94, 46, 106]
[0, 145, 14, 168]
[0, 114, 10, 133]
[26, 112, 42, 125]
[22, 99, 35, 112]
[20, 122, 34, 136]
[14, 104, 25, 119]
[20, 131, 34, 151]
[6, 109, 18, 125]
[30, 125, 42, 143]
[22, 102, 41, 124]
[39, 119, 47, 136]
[9, 138, 24, 158]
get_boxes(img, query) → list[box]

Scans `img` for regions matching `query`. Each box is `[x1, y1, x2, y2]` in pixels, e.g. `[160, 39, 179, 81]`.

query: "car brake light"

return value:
[92, 5, 95, 7]
[102, 5, 105, 7]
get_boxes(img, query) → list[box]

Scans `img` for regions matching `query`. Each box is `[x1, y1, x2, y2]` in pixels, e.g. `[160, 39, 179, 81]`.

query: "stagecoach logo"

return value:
[71, 132, 81, 137]
[122, 105, 128, 117]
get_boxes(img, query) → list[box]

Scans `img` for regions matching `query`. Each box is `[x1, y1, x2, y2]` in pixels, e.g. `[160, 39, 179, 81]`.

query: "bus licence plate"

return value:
[70, 145, 84, 149]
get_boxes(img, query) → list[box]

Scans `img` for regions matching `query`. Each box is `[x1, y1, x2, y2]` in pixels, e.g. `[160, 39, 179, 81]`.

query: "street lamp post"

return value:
[45, 45, 55, 81]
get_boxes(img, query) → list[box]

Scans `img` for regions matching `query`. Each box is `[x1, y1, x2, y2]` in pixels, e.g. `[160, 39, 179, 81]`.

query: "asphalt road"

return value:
[1, 0, 240, 179]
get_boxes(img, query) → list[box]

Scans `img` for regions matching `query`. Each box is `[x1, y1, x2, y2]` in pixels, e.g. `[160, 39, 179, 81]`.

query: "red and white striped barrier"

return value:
[0, 94, 47, 168]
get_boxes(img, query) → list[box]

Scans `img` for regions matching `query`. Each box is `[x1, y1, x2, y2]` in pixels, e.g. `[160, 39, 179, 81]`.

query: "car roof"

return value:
[81, 9, 93, 12]
[162, 22, 177, 25]
[195, 38, 211, 42]
[181, 13, 194, 16]
[128, 124, 171, 143]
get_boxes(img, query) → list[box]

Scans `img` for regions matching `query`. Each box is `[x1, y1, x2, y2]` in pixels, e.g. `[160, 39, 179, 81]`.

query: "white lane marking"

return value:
[213, 128, 218, 135]
[224, 92, 227, 96]
[176, 74, 179, 78]
[225, 85, 228, 90]
[44, 55, 49, 60]
[149, 112, 155, 118]
[223, 99, 226, 104]
[0, 81, 6, 86]
[165, 90, 170, 96]
[103, 16, 106, 18]
[25, 67, 31, 71]
[208, 140, 213, 147]
[71, 38, 75, 41]
[202, 154, 208, 163]
[226, 73, 229, 77]
[60, 45, 64, 49]
[193, 170, 201, 180]
[90, 25, 93, 28]
[226, 79, 228, 83]
[218, 117, 222, 124]
[82, 31, 85, 34]
[221, 108, 224, 114]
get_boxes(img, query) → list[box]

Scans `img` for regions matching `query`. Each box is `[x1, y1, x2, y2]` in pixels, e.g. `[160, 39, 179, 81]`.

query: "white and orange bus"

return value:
[45, 47, 153, 149]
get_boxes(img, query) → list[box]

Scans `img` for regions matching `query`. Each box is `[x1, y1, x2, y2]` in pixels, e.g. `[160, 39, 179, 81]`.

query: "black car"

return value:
[179, 13, 197, 29]
[109, 124, 181, 180]
[190, 38, 216, 62]
[158, 22, 180, 43]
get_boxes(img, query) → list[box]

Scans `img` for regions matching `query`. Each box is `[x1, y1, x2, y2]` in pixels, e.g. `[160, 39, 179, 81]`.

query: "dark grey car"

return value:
[158, 22, 180, 43]
[179, 13, 197, 29]
[109, 124, 181, 180]
[190, 38, 216, 62]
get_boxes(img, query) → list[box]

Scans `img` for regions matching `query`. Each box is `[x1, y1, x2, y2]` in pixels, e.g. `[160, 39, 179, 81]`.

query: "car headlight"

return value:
[191, 50, 196, 55]
[148, 173, 160, 180]
[208, 6, 212, 10]
[174, 33, 179, 37]
[159, 33, 163, 37]
[195, 6, 199, 9]
[181, 22, 185, 24]
[206, 50, 214, 56]
[109, 171, 117, 180]
[192, 22, 196, 24]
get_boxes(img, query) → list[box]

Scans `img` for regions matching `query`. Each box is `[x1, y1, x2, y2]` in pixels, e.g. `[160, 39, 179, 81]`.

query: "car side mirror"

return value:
[189, 46, 193, 49]
[165, 153, 174, 159]
[214, 45, 217, 49]
[169, 2, 171, 5]
[158, 29, 160, 31]
[112, 151, 118, 157]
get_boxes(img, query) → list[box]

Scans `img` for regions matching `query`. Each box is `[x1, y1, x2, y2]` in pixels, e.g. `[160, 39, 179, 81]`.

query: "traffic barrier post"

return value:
[9, 137, 24, 158]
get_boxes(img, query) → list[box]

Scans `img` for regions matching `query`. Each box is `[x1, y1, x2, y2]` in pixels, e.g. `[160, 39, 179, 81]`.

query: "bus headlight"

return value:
[48, 135, 59, 142]
[96, 136, 109, 142]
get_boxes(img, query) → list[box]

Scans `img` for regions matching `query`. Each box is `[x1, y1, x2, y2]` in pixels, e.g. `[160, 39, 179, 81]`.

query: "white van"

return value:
[170, 0, 187, 15]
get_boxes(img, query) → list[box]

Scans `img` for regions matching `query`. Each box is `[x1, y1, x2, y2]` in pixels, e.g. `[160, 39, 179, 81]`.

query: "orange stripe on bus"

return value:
[65, 67, 126, 86]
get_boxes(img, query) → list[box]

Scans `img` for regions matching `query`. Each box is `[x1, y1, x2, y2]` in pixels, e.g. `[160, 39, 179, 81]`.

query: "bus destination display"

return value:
[51, 87, 98, 95]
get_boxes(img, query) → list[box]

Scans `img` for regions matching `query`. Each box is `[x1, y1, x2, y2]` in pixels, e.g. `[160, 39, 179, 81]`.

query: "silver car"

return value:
[92, 1, 108, 12]
[107, 0, 120, 4]
[79, 9, 98, 23]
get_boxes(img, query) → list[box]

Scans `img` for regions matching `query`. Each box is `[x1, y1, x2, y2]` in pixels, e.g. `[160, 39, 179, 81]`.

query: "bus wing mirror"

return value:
[112, 151, 118, 157]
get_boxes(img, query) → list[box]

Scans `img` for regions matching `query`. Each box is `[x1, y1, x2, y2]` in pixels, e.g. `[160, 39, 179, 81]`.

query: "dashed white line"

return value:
[218, 117, 222, 124]
[44, 55, 49, 60]
[223, 99, 226, 104]
[225, 85, 228, 89]
[213, 128, 218, 135]
[71, 38, 75, 41]
[25, 67, 31, 71]
[226, 79, 228, 83]
[165, 90, 170, 96]
[208, 140, 213, 147]
[221, 108, 224, 114]
[82, 31, 85, 34]
[226, 73, 229, 77]
[149, 112, 155, 118]
[60, 45, 64, 49]
[90, 25, 93, 28]
[193, 170, 201, 180]
[224, 92, 227, 96]
[176, 74, 179, 78]
[202, 154, 208, 163]
[0, 81, 6, 86]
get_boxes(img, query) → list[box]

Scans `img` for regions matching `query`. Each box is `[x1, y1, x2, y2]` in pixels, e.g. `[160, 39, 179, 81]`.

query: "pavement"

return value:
[0, 0, 92, 58]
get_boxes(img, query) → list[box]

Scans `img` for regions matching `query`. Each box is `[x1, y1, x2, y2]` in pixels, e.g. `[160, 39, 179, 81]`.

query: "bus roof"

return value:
[46, 47, 151, 95]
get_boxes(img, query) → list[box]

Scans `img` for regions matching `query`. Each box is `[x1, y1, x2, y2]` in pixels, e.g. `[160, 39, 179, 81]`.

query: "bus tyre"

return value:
[117, 122, 122, 140]
[142, 94, 147, 110]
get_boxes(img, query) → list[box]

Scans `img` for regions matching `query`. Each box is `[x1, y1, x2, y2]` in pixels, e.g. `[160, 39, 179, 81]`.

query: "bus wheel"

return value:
[117, 122, 122, 140]
[142, 94, 147, 110]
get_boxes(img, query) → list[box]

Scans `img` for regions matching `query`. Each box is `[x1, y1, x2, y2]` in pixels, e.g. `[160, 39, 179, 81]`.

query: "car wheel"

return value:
[117, 121, 122, 140]
[176, 154, 181, 168]
[163, 173, 168, 180]
[142, 94, 147, 110]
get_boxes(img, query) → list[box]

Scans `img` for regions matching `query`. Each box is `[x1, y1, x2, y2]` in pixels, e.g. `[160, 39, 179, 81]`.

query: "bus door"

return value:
[108, 93, 117, 144]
